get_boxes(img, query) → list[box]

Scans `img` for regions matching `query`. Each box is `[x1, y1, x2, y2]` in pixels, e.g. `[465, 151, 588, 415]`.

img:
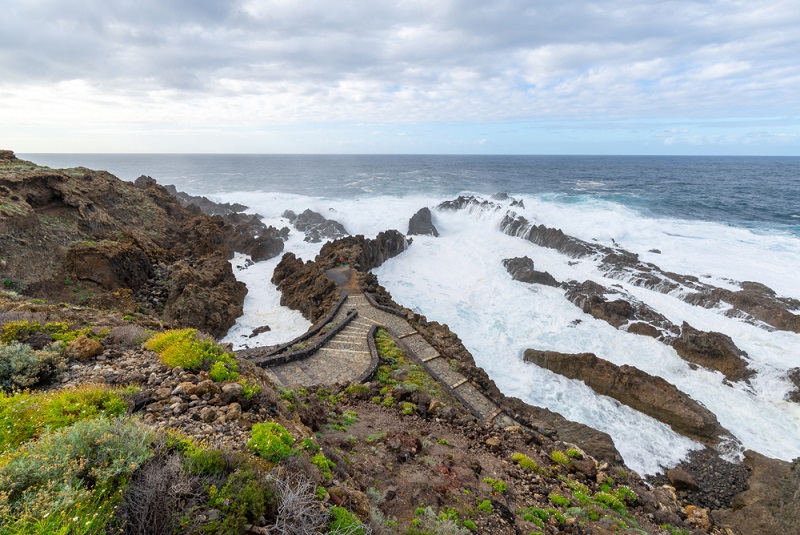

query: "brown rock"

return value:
[502, 256, 559, 287]
[786, 368, 800, 403]
[66, 241, 152, 292]
[524, 349, 723, 442]
[386, 431, 422, 462]
[64, 335, 104, 362]
[199, 406, 217, 423]
[226, 402, 242, 420]
[221, 382, 244, 404]
[672, 322, 753, 382]
[667, 467, 700, 491]
[712, 451, 800, 535]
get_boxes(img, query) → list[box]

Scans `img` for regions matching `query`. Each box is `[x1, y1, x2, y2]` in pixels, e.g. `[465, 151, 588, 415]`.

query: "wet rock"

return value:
[249, 325, 271, 337]
[317, 231, 408, 272]
[672, 322, 753, 383]
[524, 349, 723, 442]
[283, 208, 348, 243]
[272, 252, 339, 322]
[407, 207, 439, 237]
[786, 368, 800, 403]
[502, 256, 559, 287]
[64, 335, 104, 362]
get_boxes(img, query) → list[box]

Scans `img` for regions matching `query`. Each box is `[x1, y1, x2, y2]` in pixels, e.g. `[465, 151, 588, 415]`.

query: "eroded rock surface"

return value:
[524, 349, 724, 442]
[407, 207, 439, 237]
[502, 256, 559, 287]
[672, 322, 754, 383]
[283, 208, 348, 243]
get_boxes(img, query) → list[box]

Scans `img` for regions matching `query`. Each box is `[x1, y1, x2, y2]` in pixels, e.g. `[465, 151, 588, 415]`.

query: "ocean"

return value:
[22, 153, 800, 476]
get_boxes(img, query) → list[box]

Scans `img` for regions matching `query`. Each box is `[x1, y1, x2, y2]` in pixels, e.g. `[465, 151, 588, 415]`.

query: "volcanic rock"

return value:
[283, 208, 348, 243]
[524, 349, 723, 442]
[667, 467, 700, 491]
[317, 231, 408, 272]
[407, 207, 439, 237]
[66, 241, 153, 291]
[502, 256, 559, 287]
[787, 368, 800, 403]
[272, 252, 339, 322]
[672, 322, 753, 383]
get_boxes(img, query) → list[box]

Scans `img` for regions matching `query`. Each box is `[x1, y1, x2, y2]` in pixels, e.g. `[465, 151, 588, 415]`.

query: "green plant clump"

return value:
[247, 422, 295, 463]
[477, 500, 493, 514]
[549, 492, 571, 507]
[482, 477, 507, 494]
[312, 453, 336, 480]
[0, 384, 129, 452]
[550, 450, 571, 467]
[0, 416, 154, 533]
[0, 341, 65, 393]
[511, 452, 541, 473]
[329, 506, 367, 535]
[144, 328, 238, 380]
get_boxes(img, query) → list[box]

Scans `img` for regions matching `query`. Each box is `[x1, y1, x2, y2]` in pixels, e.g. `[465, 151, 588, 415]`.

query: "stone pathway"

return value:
[250, 268, 518, 428]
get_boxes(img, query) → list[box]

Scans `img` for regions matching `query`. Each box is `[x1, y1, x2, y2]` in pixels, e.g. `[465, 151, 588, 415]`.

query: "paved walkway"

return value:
[251, 268, 518, 428]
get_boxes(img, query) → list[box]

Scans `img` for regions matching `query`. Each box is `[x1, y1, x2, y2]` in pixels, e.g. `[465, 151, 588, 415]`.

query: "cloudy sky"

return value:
[2, 0, 799, 154]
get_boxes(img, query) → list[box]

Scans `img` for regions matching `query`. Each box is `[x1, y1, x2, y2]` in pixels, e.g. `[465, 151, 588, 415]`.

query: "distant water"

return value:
[23, 153, 800, 475]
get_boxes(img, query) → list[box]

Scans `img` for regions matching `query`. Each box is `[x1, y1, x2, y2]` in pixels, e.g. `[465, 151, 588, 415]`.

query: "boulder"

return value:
[502, 256, 559, 287]
[64, 335, 104, 362]
[407, 207, 439, 237]
[787, 368, 800, 403]
[671, 322, 753, 383]
[317, 231, 408, 272]
[667, 467, 700, 491]
[283, 208, 348, 243]
[524, 349, 724, 442]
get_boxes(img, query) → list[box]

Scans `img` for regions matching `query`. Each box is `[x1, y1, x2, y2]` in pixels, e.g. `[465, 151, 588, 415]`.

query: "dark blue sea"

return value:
[22, 154, 800, 235]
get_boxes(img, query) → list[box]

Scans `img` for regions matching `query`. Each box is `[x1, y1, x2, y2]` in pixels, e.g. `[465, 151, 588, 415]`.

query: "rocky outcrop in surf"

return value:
[496, 208, 800, 333]
[283, 208, 348, 243]
[271, 252, 339, 323]
[502, 256, 559, 287]
[159, 181, 247, 215]
[317, 230, 408, 272]
[672, 323, 754, 383]
[524, 349, 725, 443]
[407, 207, 439, 237]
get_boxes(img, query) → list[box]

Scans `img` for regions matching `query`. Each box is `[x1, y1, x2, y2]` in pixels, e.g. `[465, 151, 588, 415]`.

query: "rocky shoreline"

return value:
[2, 153, 799, 534]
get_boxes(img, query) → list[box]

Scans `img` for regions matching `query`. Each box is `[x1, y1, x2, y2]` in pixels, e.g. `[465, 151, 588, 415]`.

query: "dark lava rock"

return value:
[249, 325, 271, 338]
[272, 252, 339, 322]
[407, 207, 439, 237]
[672, 322, 754, 383]
[159, 181, 247, 215]
[564, 279, 678, 336]
[787, 368, 800, 403]
[502, 256, 559, 287]
[438, 195, 503, 212]
[283, 208, 348, 243]
[524, 349, 723, 442]
[318, 231, 408, 272]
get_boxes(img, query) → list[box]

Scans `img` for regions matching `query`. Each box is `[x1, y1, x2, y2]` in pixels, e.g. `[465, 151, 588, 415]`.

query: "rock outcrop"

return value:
[407, 207, 439, 237]
[159, 181, 247, 215]
[283, 208, 348, 243]
[271, 252, 339, 322]
[0, 155, 249, 337]
[502, 256, 559, 287]
[524, 349, 724, 442]
[564, 279, 678, 338]
[317, 231, 408, 272]
[712, 451, 800, 535]
[672, 323, 754, 383]
[787, 368, 800, 403]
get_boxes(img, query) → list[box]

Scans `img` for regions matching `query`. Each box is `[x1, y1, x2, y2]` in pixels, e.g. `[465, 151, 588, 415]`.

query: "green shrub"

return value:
[511, 452, 540, 473]
[312, 453, 335, 480]
[482, 477, 507, 494]
[375, 328, 404, 363]
[594, 491, 627, 514]
[205, 466, 275, 534]
[462, 519, 477, 531]
[400, 401, 417, 415]
[329, 506, 367, 534]
[0, 320, 101, 345]
[144, 329, 238, 380]
[550, 450, 571, 467]
[301, 437, 321, 453]
[0, 341, 64, 393]
[549, 492, 571, 507]
[566, 448, 582, 459]
[0, 417, 153, 532]
[614, 485, 638, 505]
[238, 378, 262, 399]
[477, 500, 493, 514]
[247, 422, 295, 462]
[345, 384, 370, 397]
[0, 384, 129, 452]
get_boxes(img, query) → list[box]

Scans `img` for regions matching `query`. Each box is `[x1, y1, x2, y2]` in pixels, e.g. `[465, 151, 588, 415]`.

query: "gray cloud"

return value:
[2, 0, 799, 151]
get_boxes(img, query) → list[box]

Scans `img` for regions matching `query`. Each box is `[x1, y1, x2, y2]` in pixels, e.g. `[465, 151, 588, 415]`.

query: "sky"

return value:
[2, 0, 800, 155]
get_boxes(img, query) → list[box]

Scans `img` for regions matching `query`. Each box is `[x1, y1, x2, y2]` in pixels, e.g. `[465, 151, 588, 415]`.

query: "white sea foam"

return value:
[216, 189, 800, 475]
